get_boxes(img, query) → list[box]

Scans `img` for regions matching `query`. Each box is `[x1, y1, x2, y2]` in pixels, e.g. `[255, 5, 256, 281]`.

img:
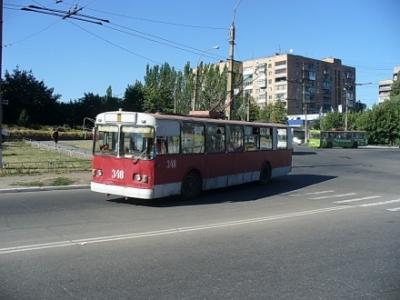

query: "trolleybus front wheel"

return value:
[181, 171, 202, 199]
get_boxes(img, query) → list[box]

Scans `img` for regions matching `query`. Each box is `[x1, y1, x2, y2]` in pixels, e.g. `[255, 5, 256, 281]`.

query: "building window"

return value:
[275, 69, 286, 74]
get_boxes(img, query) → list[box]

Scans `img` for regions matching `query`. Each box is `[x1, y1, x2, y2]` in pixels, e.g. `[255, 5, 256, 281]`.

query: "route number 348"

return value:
[166, 159, 177, 169]
[111, 169, 124, 179]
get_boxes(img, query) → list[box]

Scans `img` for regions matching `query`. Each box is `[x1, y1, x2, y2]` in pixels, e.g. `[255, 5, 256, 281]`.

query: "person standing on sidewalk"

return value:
[51, 128, 59, 148]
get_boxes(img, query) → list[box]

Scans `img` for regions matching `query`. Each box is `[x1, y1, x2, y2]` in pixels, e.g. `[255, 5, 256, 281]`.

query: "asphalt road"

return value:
[1, 146, 399, 299]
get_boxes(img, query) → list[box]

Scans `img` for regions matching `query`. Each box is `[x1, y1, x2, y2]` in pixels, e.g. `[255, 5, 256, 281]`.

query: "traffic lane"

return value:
[0, 178, 341, 250]
[1, 206, 399, 300]
[2, 146, 399, 249]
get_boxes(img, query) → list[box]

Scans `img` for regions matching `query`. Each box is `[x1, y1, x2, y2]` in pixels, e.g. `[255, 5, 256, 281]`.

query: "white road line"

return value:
[387, 207, 400, 212]
[0, 205, 352, 255]
[334, 195, 382, 204]
[309, 193, 356, 200]
[306, 190, 334, 195]
[360, 199, 400, 207]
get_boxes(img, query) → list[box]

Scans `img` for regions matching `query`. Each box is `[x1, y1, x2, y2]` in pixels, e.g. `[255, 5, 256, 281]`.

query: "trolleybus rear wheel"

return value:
[352, 142, 358, 148]
[181, 171, 202, 199]
[259, 163, 271, 185]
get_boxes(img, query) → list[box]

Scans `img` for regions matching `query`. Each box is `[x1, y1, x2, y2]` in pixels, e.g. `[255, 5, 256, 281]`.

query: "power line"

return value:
[76, 6, 228, 31]
[67, 20, 162, 65]
[102, 22, 226, 61]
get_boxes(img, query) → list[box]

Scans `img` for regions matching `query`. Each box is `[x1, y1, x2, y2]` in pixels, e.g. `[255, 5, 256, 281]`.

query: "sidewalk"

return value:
[0, 139, 93, 193]
[0, 172, 91, 193]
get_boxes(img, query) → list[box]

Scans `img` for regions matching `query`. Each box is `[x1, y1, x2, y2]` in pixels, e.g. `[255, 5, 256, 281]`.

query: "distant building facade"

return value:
[241, 53, 356, 114]
[378, 66, 400, 104]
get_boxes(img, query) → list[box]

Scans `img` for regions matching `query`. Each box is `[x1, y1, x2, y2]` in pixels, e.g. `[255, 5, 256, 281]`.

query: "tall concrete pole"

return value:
[225, 24, 235, 120]
[225, 0, 242, 120]
[0, 0, 3, 168]
[344, 87, 348, 131]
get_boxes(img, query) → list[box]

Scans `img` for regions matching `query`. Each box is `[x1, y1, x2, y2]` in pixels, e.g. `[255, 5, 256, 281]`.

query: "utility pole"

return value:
[0, 0, 3, 168]
[225, 0, 242, 120]
[225, 23, 235, 120]
[344, 87, 348, 131]
[303, 80, 308, 143]
[344, 82, 371, 131]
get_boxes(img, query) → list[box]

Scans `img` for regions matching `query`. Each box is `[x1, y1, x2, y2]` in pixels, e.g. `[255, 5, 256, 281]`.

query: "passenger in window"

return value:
[215, 129, 224, 152]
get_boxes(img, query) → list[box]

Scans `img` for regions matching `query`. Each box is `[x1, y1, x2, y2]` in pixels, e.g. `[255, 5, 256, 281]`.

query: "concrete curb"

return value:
[0, 184, 90, 194]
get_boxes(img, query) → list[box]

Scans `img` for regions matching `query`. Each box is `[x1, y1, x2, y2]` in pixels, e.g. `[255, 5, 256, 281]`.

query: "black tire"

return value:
[259, 163, 271, 185]
[181, 171, 202, 199]
[352, 142, 358, 148]
[327, 142, 333, 148]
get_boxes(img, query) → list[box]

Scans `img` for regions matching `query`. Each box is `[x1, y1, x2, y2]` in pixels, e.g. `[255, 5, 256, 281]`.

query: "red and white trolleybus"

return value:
[91, 110, 293, 199]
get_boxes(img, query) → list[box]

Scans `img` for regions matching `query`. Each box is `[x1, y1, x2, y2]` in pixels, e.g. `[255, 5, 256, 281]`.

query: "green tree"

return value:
[2, 67, 61, 126]
[122, 81, 144, 112]
[143, 63, 176, 113]
[271, 101, 288, 124]
[142, 86, 174, 113]
[175, 62, 195, 115]
[259, 104, 273, 122]
[320, 111, 344, 130]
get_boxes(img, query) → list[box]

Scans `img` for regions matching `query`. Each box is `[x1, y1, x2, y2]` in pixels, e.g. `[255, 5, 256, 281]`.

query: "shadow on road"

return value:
[107, 174, 336, 207]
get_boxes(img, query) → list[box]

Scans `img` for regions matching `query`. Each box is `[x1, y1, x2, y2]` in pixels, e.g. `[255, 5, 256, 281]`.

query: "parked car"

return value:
[2, 128, 9, 143]
[293, 137, 302, 145]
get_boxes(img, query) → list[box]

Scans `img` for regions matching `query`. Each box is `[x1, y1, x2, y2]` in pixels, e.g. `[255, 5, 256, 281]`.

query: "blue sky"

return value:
[4, 0, 400, 109]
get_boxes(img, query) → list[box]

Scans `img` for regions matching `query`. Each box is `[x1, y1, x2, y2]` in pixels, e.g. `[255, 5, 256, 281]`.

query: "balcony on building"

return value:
[243, 66, 253, 76]
[346, 72, 355, 79]
[257, 80, 266, 88]
[302, 71, 316, 80]
[323, 82, 332, 90]
[256, 63, 266, 74]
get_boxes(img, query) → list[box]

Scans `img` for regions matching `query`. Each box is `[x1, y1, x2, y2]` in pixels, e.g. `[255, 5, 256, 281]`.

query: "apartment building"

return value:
[241, 53, 356, 114]
[378, 66, 400, 104]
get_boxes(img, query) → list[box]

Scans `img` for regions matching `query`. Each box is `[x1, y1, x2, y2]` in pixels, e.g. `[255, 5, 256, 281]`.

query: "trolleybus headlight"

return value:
[134, 174, 142, 181]
[142, 175, 148, 183]
[92, 169, 103, 177]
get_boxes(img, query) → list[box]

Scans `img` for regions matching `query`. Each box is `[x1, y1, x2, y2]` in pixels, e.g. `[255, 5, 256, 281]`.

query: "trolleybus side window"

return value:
[181, 122, 205, 154]
[260, 127, 272, 150]
[277, 128, 288, 149]
[244, 126, 260, 151]
[205, 124, 225, 153]
[227, 125, 244, 152]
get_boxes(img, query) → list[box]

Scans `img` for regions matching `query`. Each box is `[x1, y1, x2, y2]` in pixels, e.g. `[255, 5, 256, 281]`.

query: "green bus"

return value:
[308, 130, 368, 148]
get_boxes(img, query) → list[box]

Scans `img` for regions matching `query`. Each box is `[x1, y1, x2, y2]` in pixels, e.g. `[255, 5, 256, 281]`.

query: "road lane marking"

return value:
[309, 193, 356, 200]
[360, 199, 400, 207]
[306, 190, 334, 195]
[334, 195, 381, 204]
[0, 205, 352, 255]
[387, 207, 400, 212]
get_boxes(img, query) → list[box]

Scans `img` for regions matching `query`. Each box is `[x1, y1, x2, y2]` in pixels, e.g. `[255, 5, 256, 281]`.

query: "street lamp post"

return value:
[193, 46, 219, 111]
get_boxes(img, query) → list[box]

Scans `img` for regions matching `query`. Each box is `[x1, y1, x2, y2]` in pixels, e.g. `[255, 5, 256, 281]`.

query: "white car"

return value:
[293, 137, 302, 145]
